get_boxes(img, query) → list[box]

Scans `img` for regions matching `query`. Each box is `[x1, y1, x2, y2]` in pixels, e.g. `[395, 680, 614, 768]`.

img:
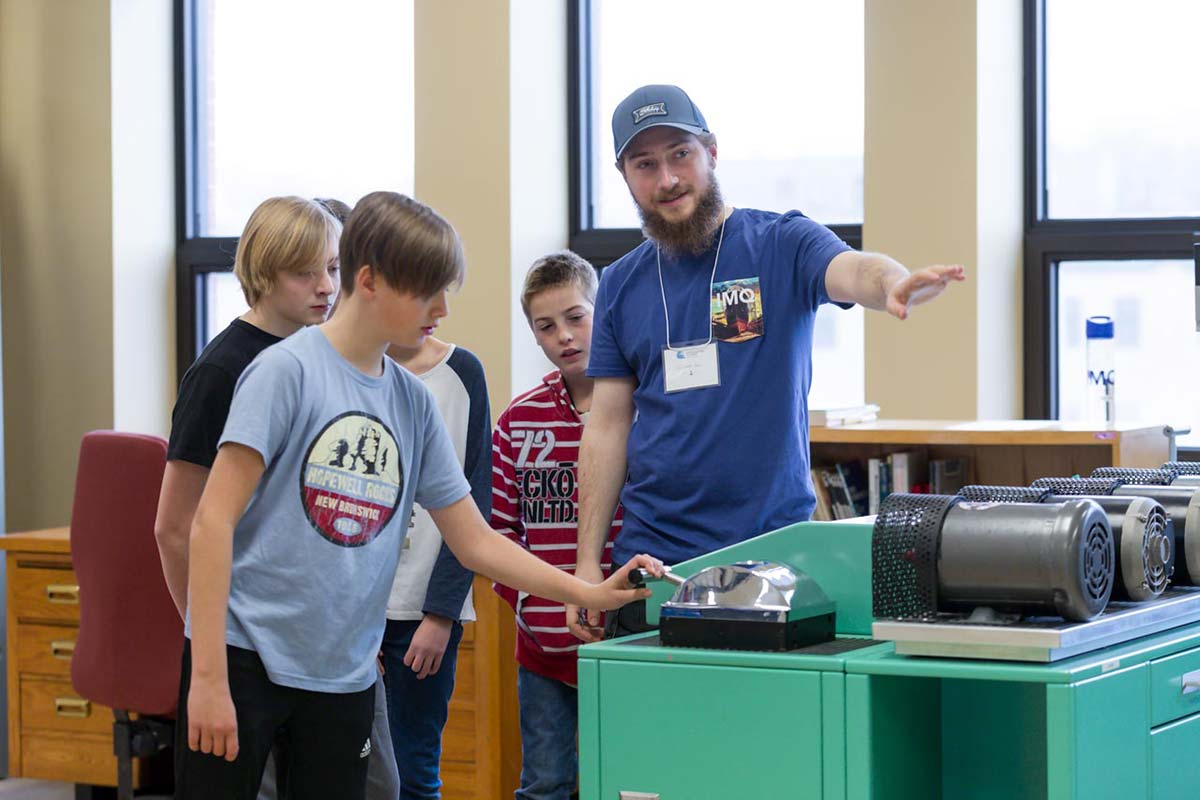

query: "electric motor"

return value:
[873, 493, 1113, 623]
[958, 486, 1172, 601]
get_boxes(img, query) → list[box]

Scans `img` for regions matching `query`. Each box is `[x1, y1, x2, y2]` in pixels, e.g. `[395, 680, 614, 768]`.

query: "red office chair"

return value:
[69, 430, 182, 799]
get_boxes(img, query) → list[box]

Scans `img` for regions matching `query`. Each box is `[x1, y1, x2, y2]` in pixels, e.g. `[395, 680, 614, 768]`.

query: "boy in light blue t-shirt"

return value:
[177, 191, 663, 800]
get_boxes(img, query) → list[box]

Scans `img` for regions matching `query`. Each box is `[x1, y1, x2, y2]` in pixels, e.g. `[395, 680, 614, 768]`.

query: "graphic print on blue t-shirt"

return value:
[300, 410, 404, 547]
[710, 276, 763, 343]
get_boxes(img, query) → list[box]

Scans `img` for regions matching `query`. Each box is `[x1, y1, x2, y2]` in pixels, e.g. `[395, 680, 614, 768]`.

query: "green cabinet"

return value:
[580, 519, 1200, 799]
[578, 636, 889, 800]
[1151, 712, 1200, 799]
[592, 661, 824, 799]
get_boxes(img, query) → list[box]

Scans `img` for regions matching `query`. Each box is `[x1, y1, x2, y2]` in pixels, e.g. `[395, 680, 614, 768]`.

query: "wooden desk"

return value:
[0, 530, 520, 797]
[809, 419, 1170, 485]
[0, 527, 151, 787]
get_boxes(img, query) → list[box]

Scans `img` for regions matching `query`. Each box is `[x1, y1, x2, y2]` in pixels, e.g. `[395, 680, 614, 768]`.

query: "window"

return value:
[1056, 260, 1193, 429]
[1024, 0, 1200, 444]
[174, 0, 414, 378]
[569, 0, 866, 406]
[1044, 0, 1200, 220]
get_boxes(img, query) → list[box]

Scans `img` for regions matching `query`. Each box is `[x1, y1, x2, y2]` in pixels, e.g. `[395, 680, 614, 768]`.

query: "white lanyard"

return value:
[655, 212, 727, 350]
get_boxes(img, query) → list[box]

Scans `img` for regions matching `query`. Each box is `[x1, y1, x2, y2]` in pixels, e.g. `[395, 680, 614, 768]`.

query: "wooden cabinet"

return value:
[1, 528, 149, 787]
[441, 576, 521, 799]
[809, 419, 1171, 485]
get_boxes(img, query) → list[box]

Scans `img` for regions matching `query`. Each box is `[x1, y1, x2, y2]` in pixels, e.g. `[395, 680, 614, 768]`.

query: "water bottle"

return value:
[1085, 316, 1115, 425]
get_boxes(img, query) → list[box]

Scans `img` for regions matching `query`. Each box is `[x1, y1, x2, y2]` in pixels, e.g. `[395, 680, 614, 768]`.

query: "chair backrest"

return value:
[70, 430, 183, 715]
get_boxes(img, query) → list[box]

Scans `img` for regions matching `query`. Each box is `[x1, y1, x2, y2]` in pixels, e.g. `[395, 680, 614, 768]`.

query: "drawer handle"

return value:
[44, 584, 80, 604]
[50, 640, 75, 660]
[1183, 669, 1200, 695]
[54, 697, 90, 718]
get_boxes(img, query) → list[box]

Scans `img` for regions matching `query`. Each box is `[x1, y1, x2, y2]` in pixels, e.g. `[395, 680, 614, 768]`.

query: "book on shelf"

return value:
[816, 467, 856, 520]
[930, 457, 969, 494]
[836, 461, 869, 517]
[867, 457, 892, 514]
[809, 403, 880, 427]
[889, 450, 929, 494]
[810, 467, 834, 521]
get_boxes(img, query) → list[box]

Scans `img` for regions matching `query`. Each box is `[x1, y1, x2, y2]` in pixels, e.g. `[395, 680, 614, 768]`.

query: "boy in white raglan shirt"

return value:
[383, 335, 490, 799]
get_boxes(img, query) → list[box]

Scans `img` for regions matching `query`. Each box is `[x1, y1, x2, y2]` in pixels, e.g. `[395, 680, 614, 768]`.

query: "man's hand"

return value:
[885, 264, 965, 320]
[580, 556, 662, 614]
[187, 676, 239, 761]
[566, 562, 605, 644]
[404, 613, 454, 680]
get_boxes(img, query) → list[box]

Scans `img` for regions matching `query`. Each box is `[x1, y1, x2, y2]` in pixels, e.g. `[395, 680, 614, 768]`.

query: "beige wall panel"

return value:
[415, 0, 512, 416]
[975, 0, 1024, 419]
[0, 0, 114, 530]
[863, 0, 979, 419]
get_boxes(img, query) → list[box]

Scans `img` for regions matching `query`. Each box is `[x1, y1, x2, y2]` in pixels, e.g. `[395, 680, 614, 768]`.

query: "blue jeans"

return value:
[380, 618, 464, 800]
[515, 667, 578, 800]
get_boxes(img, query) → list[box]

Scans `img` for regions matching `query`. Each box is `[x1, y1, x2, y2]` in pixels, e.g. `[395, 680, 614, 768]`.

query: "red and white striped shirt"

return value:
[491, 370, 619, 685]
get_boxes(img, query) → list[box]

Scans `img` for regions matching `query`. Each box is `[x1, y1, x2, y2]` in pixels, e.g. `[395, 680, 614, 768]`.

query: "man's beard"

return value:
[635, 171, 725, 258]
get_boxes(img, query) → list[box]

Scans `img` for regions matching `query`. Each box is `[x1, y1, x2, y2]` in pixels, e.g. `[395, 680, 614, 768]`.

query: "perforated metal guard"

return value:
[1091, 466, 1179, 485]
[1083, 517, 1114, 607]
[1164, 461, 1200, 476]
[1030, 477, 1123, 496]
[1140, 504, 1173, 597]
[872, 493, 960, 620]
[958, 485, 1052, 503]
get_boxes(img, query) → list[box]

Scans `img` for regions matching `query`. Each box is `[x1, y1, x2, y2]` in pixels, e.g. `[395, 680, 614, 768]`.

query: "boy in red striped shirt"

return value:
[492, 251, 619, 800]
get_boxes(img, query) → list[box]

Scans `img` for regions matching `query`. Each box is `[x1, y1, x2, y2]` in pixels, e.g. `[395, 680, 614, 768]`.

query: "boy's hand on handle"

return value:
[885, 264, 965, 320]
[187, 676, 239, 762]
[405, 613, 454, 680]
[582, 555, 663, 615]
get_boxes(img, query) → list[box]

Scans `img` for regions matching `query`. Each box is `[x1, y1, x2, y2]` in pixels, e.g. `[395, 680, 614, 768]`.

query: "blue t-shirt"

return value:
[588, 208, 852, 566]
[190, 326, 471, 693]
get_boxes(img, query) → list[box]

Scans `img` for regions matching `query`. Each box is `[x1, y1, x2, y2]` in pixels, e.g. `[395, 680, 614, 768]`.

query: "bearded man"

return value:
[567, 84, 966, 641]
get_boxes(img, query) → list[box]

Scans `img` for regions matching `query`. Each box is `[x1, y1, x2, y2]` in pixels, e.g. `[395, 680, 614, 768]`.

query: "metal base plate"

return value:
[873, 587, 1200, 662]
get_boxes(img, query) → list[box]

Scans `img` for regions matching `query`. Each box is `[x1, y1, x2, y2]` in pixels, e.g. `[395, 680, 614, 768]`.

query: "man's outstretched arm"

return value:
[825, 250, 965, 319]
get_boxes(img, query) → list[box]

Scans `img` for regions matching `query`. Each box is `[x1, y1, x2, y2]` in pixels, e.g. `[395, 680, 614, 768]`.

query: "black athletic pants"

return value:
[175, 640, 375, 800]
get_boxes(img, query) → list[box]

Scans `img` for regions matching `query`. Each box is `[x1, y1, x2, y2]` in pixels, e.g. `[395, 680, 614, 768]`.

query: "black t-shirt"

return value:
[166, 319, 282, 468]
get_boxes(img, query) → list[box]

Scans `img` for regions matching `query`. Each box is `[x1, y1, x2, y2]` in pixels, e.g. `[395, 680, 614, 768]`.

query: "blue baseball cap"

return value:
[612, 84, 710, 161]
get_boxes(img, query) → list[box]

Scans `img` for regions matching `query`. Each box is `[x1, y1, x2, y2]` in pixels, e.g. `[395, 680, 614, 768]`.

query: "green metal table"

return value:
[578, 520, 1200, 799]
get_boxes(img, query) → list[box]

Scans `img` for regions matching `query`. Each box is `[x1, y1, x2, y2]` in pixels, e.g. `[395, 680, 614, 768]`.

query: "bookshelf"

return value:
[809, 419, 1172, 487]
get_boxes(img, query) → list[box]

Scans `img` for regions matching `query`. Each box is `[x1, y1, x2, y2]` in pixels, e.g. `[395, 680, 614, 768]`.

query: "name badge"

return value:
[662, 341, 720, 393]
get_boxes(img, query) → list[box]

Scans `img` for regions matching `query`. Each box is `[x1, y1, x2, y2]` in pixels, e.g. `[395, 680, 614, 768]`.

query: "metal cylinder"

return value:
[1118, 485, 1200, 585]
[1046, 495, 1173, 601]
[959, 485, 1051, 503]
[1092, 466, 1179, 485]
[1164, 461, 1200, 476]
[937, 500, 1114, 622]
[1031, 477, 1124, 496]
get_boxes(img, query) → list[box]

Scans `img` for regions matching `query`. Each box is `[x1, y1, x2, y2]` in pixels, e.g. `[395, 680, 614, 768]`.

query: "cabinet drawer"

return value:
[19, 731, 127, 787]
[1152, 711, 1200, 799]
[16, 623, 77, 677]
[11, 560, 81, 624]
[21, 677, 111, 736]
[1149, 646, 1200, 726]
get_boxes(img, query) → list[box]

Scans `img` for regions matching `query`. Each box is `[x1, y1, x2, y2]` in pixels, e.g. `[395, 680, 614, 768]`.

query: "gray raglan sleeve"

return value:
[422, 348, 492, 620]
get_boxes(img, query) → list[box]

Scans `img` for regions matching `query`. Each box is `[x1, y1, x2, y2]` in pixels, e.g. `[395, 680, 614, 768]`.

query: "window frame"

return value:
[1022, 0, 1200, 419]
[174, 0, 239, 382]
[565, 0, 862, 270]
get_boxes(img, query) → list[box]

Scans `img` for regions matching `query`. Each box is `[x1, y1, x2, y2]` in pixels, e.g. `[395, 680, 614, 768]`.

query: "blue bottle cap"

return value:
[1086, 316, 1114, 339]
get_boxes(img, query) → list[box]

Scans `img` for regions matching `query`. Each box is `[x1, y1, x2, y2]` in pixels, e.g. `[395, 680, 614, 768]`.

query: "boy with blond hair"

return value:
[178, 193, 660, 799]
[492, 250, 621, 800]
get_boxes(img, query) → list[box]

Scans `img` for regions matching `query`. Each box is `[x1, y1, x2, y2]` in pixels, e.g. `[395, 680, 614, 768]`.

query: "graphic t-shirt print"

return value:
[711, 277, 764, 343]
[300, 411, 403, 547]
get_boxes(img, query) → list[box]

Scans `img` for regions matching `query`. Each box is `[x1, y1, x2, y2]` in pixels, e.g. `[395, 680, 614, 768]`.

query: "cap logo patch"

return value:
[632, 102, 668, 124]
